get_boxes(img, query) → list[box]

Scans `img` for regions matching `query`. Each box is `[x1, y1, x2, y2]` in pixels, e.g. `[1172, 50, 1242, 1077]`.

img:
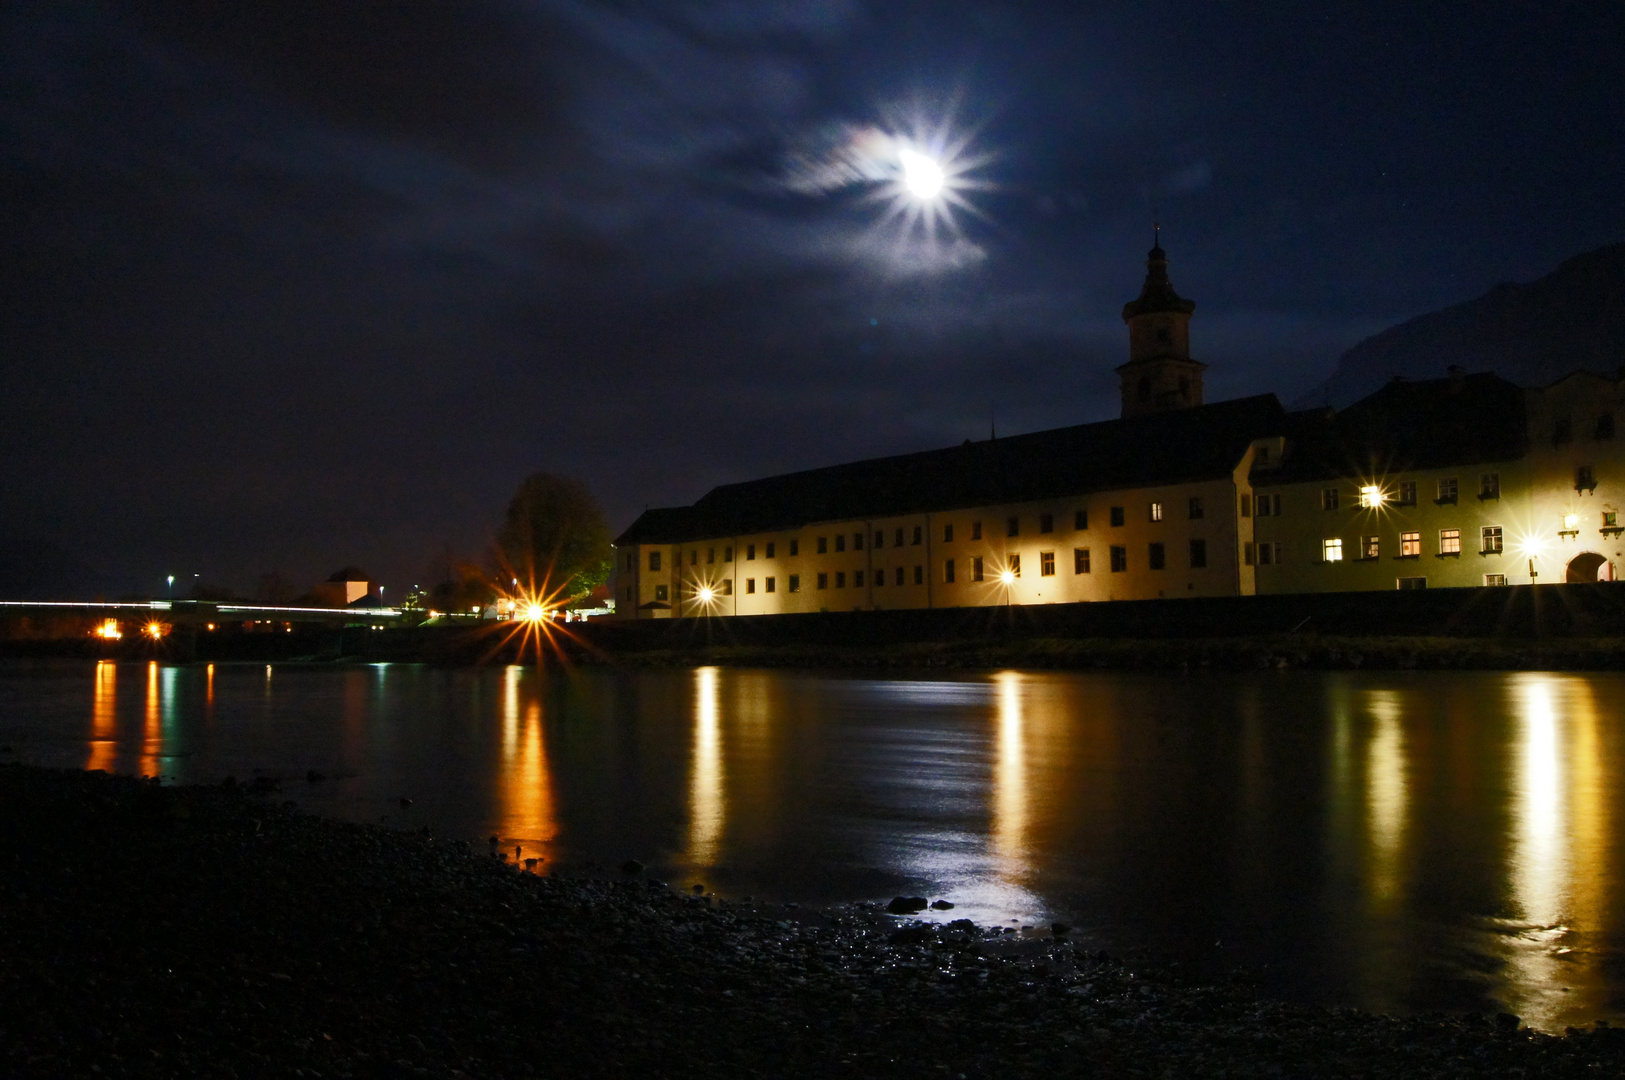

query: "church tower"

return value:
[1117, 229, 1205, 418]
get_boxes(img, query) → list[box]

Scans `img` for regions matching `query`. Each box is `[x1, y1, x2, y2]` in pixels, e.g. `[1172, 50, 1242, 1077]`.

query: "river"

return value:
[2, 659, 1622, 1031]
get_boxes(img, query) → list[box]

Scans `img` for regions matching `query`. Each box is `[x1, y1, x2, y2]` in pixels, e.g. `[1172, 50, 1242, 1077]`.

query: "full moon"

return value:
[898, 147, 945, 200]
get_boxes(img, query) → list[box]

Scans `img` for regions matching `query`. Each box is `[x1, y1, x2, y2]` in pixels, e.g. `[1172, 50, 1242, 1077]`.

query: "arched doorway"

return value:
[1565, 551, 1615, 582]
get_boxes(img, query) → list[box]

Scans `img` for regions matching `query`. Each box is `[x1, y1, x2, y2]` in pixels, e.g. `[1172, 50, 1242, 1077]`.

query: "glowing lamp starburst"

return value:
[144, 621, 165, 640]
[999, 569, 1016, 585]
[697, 586, 715, 604]
[521, 602, 547, 623]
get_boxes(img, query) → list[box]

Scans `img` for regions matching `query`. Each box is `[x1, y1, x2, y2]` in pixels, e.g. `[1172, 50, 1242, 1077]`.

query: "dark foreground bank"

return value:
[3, 765, 1624, 1079]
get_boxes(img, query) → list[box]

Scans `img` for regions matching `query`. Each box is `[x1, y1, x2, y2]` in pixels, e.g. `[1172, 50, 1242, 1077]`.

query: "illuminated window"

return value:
[1363, 536, 1380, 559]
[944, 559, 955, 583]
[1479, 473, 1500, 499]
[1039, 513, 1054, 534]
[1007, 555, 1021, 578]
[766, 577, 776, 593]
[649, 551, 662, 571]
[1110, 545, 1127, 572]
[1040, 551, 1055, 576]
[1400, 531, 1421, 557]
[972, 556, 985, 581]
[1360, 485, 1384, 508]
[817, 537, 827, 554]
[944, 524, 954, 543]
[655, 585, 668, 601]
[746, 578, 755, 594]
[1321, 488, 1339, 511]
[1110, 506, 1125, 527]
[1075, 548, 1090, 573]
[1481, 526, 1503, 554]
[971, 521, 982, 540]
[1440, 529, 1461, 554]
[1149, 542, 1165, 569]
[1607, 512, 1619, 528]
[1188, 496, 1204, 520]
[816, 573, 827, 590]
[1189, 539, 1207, 568]
[1323, 538, 1344, 562]
[1150, 502, 1164, 522]
[766, 542, 775, 558]
[1075, 509, 1088, 529]
[835, 535, 845, 553]
[1007, 516, 1020, 537]
[913, 565, 923, 585]
[1396, 481, 1417, 506]
[788, 575, 800, 592]
[835, 571, 845, 588]
[1397, 577, 1427, 591]
[1437, 477, 1457, 503]
[1485, 574, 1507, 587]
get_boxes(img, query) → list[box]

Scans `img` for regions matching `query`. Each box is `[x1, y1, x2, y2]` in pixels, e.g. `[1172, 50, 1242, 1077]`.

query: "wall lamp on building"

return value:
[1359, 485, 1386, 509]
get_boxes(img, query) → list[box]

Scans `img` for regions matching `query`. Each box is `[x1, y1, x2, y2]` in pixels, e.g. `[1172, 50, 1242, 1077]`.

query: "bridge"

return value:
[0, 598, 409, 628]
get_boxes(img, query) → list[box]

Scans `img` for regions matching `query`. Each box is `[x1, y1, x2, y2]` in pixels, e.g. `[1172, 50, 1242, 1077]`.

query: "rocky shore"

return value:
[4, 764, 1624, 1078]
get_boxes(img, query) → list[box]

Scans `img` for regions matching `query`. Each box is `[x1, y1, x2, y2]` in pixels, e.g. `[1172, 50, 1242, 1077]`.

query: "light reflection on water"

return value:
[5, 660, 1625, 1029]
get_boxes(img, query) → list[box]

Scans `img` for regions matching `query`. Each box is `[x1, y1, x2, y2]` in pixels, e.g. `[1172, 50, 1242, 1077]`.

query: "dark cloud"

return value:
[2, 0, 1623, 595]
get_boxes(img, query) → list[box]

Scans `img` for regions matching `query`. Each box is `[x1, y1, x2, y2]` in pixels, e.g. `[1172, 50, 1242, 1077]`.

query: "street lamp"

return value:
[166, 575, 174, 598]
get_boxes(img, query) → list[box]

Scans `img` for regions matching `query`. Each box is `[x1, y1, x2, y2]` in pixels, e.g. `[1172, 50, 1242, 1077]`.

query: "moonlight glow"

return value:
[898, 147, 945, 200]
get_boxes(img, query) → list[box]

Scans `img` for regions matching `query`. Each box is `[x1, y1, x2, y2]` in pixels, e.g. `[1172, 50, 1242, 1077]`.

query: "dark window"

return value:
[912, 526, 923, 545]
[1188, 496, 1204, 520]
[766, 577, 776, 593]
[971, 521, 982, 540]
[1040, 551, 1055, 576]
[1396, 482, 1416, 506]
[1149, 542, 1165, 570]
[1578, 464, 1597, 490]
[789, 539, 799, 556]
[1321, 488, 1338, 511]
[721, 580, 732, 596]
[1007, 516, 1019, 537]
[1240, 494, 1252, 517]
[816, 573, 828, 590]
[1397, 577, 1427, 591]
[788, 575, 800, 592]
[853, 532, 864, 551]
[895, 528, 904, 546]
[723, 547, 732, 562]
[874, 530, 884, 548]
[746, 578, 755, 594]
[1244, 542, 1256, 566]
[689, 550, 697, 565]
[835, 571, 845, 588]
[1110, 506, 1125, 527]
[944, 559, 956, 583]
[1074, 548, 1090, 574]
[766, 542, 775, 558]
[1110, 545, 1127, 573]
[1189, 539, 1207, 568]
[1039, 513, 1054, 533]
[746, 544, 755, 560]
[835, 535, 845, 553]
[1554, 417, 1572, 445]
[817, 537, 827, 554]
[655, 584, 668, 601]
[1437, 478, 1457, 503]
[853, 570, 864, 587]
[1007, 554, 1020, 578]
[649, 551, 662, 572]
[895, 567, 905, 586]
[1479, 473, 1500, 499]
[707, 547, 715, 564]
[944, 523, 954, 543]
[913, 565, 923, 585]
[1599, 413, 1616, 440]
[1482, 526, 1504, 553]
[972, 557, 985, 581]
[1074, 509, 1088, 530]
[873, 568, 885, 587]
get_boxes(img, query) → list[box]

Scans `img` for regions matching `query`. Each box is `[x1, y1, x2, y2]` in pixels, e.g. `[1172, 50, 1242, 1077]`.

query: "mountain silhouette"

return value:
[1295, 243, 1625, 408]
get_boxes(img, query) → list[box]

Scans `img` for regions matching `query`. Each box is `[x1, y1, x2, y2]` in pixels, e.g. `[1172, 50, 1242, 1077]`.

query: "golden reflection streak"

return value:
[503, 665, 522, 760]
[206, 663, 215, 711]
[88, 660, 117, 772]
[1363, 690, 1407, 903]
[991, 671, 1027, 876]
[140, 661, 161, 778]
[498, 673, 558, 859]
[687, 666, 724, 867]
[1567, 680, 1606, 944]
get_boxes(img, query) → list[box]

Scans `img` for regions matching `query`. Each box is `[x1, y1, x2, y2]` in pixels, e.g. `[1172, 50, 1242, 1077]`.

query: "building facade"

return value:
[612, 246, 1625, 617]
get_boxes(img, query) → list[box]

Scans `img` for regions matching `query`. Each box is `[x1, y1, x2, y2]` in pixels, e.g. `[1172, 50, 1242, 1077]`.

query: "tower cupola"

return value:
[1117, 229, 1206, 417]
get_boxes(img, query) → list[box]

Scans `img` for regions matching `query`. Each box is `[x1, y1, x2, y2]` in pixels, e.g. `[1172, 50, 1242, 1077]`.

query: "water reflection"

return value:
[688, 666, 724, 867]
[140, 662, 161, 778]
[1364, 690, 1409, 904]
[498, 666, 556, 855]
[991, 671, 1026, 876]
[87, 660, 116, 772]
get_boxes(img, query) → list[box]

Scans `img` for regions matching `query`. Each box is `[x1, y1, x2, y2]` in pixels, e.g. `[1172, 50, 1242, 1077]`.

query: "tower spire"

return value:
[1116, 234, 1205, 418]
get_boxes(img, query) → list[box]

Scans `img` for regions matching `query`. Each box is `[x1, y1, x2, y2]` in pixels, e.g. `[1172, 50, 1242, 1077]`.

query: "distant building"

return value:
[310, 567, 372, 608]
[612, 245, 1625, 617]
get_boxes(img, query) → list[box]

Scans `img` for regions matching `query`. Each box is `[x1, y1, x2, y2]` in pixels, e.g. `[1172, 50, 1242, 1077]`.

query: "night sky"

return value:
[4, 1, 1623, 598]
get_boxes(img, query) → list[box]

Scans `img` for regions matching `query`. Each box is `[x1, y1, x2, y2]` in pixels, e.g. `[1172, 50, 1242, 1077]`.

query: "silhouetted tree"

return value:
[495, 473, 612, 600]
